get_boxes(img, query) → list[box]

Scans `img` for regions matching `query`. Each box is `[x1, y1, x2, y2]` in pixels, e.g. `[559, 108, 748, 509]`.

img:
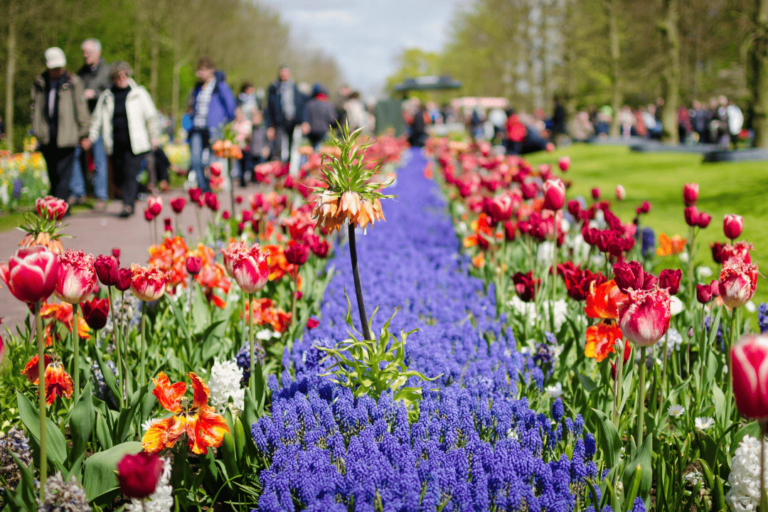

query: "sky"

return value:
[260, 0, 468, 95]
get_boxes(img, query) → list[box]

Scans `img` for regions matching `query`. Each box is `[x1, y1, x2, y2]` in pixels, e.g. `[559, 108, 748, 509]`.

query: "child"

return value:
[247, 109, 269, 185]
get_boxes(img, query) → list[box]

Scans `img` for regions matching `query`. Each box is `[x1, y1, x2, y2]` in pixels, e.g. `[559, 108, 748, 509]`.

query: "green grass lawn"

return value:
[526, 144, 768, 305]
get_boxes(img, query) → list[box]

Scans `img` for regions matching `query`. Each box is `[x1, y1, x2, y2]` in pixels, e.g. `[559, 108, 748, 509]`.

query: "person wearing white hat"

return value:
[31, 47, 90, 202]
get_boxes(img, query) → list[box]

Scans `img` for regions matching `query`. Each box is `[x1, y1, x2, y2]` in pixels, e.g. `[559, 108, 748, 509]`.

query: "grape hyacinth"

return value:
[758, 303, 768, 333]
[37, 471, 90, 512]
[0, 427, 33, 492]
[252, 150, 614, 511]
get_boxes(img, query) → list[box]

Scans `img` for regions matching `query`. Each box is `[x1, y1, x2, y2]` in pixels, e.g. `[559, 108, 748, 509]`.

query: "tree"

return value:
[658, 0, 681, 144]
[750, 0, 768, 147]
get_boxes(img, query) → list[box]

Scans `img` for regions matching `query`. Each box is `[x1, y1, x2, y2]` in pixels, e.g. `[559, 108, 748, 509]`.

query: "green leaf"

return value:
[577, 373, 598, 393]
[83, 441, 143, 501]
[622, 434, 653, 506]
[166, 294, 190, 339]
[94, 343, 120, 403]
[16, 391, 68, 468]
[591, 409, 622, 468]
[68, 382, 96, 466]
[712, 383, 726, 425]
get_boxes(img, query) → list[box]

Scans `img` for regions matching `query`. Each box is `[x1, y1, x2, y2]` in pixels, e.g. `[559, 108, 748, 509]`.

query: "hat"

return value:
[45, 47, 66, 69]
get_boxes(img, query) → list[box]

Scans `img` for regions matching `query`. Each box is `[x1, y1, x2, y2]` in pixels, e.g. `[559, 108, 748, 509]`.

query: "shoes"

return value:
[118, 206, 134, 218]
[93, 200, 107, 211]
[67, 195, 85, 206]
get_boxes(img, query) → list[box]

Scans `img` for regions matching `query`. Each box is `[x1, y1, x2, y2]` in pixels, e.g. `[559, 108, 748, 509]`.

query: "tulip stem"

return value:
[121, 291, 130, 397]
[661, 330, 670, 398]
[140, 305, 147, 386]
[108, 287, 124, 408]
[73, 303, 80, 404]
[229, 158, 236, 218]
[35, 301, 47, 493]
[636, 346, 648, 444]
[348, 223, 372, 341]
[196, 207, 203, 244]
[292, 269, 298, 325]
[248, 292, 255, 400]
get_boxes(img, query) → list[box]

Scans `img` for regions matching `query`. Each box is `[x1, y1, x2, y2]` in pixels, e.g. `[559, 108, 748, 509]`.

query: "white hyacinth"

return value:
[694, 417, 714, 430]
[697, 266, 713, 278]
[670, 296, 684, 316]
[125, 457, 173, 512]
[546, 382, 563, 399]
[208, 359, 245, 414]
[508, 296, 537, 323]
[537, 241, 556, 267]
[726, 435, 768, 512]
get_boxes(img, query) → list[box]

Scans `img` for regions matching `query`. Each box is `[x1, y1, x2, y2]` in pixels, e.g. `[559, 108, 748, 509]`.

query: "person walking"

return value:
[83, 61, 159, 217]
[186, 57, 237, 192]
[70, 38, 110, 208]
[302, 83, 336, 149]
[31, 47, 90, 202]
[266, 65, 304, 162]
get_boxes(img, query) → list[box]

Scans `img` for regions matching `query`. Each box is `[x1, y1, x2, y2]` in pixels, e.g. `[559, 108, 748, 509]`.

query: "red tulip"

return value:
[486, 195, 514, 223]
[81, 297, 109, 330]
[697, 211, 711, 228]
[130, 264, 168, 302]
[0, 332, 4, 367]
[615, 185, 626, 201]
[731, 334, 768, 419]
[222, 211, 231, 220]
[718, 257, 758, 309]
[558, 156, 571, 172]
[696, 282, 715, 304]
[503, 221, 516, 241]
[112, 248, 121, 260]
[542, 178, 565, 211]
[36, 196, 68, 221]
[285, 242, 310, 266]
[222, 241, 248, 277]
[684, 206, 699, 227]
[231, 245, 269, 294]
[591, 188, 601, 200]
[147, 196, 163, 216]
[163, 217, 172, 232]
[116, 451, 164, 499]
[204, 192, 219, 212]
[170, 197, 186, 214]
[658, 269, 682, 296]
[311, 239, 330, 259]
[613, 260, 657, 293]
[637, 201, 651, 214]
[116, 268, 132, 292]
[683, 183, 699, 206]
[520, 182, 538, 200]
[210, 162, 223, 177]
[711, 241, 725, 264]
[144, 209, 154, 222]
[723, 214, 743, 240]
[0, 246, 60, 303]
[95, 255, 119, 287]
[618, 287, 671, 347]
[188, 187, 202, 204]
[512, 271, 540, 302]
[186, 256, 203, 276]
[721, 241, 753, 265]
[307, 318, 320, 330]
[235, 196, 243, 204]
[55, 249, 96, 304]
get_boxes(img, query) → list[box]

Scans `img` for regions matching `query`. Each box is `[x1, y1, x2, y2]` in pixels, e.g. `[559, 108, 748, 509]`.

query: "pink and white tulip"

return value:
[55, 250, 96, 304]
[718, 257, 758, 309]
[731, 334, 768, 419]
[723, 214, 743, 241]
[0, 246, 60, 304]
[618, 287, 671, 347]
[231, 245, 269, 294]
[542, 178, 566, 211]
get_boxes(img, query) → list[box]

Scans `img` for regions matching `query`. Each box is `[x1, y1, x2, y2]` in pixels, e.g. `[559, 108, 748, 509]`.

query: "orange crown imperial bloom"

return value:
[584, 279, 626, 320]
[312, 190, 385, 234]
[142, 372, 230, 455]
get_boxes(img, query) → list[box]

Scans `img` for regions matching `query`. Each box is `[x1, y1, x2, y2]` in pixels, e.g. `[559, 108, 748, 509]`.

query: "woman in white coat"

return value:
[83, 61, 159, 217]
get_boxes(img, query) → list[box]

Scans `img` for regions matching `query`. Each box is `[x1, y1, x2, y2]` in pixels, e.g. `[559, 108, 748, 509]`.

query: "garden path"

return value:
[0, 183, 263, 331]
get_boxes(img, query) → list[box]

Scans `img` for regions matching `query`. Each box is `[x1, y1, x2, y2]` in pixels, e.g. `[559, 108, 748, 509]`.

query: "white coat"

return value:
[89, 79, 160, 155]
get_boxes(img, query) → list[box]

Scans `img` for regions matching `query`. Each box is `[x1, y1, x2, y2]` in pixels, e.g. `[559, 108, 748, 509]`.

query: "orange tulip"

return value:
[142, 372, 230, 455]
[585, 320, 624, 362]
[584, 280, 625, 320]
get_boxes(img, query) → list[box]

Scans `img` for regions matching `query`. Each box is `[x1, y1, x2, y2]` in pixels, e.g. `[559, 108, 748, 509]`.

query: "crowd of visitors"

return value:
[29, 42, 368, 218]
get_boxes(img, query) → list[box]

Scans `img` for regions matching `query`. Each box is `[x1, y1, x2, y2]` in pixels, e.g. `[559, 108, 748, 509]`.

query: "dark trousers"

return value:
[111, 144, 146, 210]
[41, 145, 76, 200]
[308, 132, 326, 150]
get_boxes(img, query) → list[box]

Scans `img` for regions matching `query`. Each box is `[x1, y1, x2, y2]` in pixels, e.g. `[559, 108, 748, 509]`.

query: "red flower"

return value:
[36, 196, 68, 221]
[0, 246, 61, 304]
[721, 241, 753, 264]
[612, 260, 657, 293]
[558, 156, 570, 172]
[81, 297, 109, 330]
[130, 264, 168, 302]
[55, 249, 96, 304]
[285, 242, 310, 266]
[22, 354, 53, 384]
[711, 241, 725, 264]
[731, 334, 768, 419]
[44, 361, 74, 405]
[542, 178, 565, 211]
[117, 452, 164, 499]
[591, 188, 601, 200]
[186, 256, 203, 275]
[485, 195, 514, 223]
[222, 241, 248, 277]
[685, 206, 711, 228]
[116, 268, 132, 292]
[585, 320, 623, 362]
[147, 196, 163, 216]
[170, 197, 186, 214]
[311, 239, 330, 259]
[144, 209, 154, 222]
[188, 188, 202, 204]
[204, 192, 219, 211]
[307, 318, 320, 329]
[718, 257, 758, 309]
[658, 269, 682, 296]
[231, 244, 269, 294]
[520, 182, 538, 200]
[95, 254, 119, 287]
[683, 183, 699, 206]
[696, 281, 718, 304]
[723, 214, 743, 240]
[512, 271, 540, 302]
[585, 280, 625, 319]
[564, 269, 606, 302]
[618, 287, 671, 347]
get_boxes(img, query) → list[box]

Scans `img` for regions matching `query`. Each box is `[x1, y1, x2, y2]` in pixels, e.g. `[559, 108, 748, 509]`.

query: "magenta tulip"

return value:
[723, 214, 743, 241]
[116, 451, 164, 499]
[0, 246, 60, 304]
[731, 334, 768, 419]
[718, 257, 758, 309]
[618, 287, 671, 347]
[683, 183, 699, 206]
[542, 178, 566, 211]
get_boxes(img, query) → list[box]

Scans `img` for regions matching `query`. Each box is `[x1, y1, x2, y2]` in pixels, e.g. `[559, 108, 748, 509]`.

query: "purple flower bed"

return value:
[252, 150, 616, 512]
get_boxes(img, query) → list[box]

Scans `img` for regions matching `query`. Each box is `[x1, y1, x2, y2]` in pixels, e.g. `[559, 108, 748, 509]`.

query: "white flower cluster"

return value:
[208, 359, 245, 414]
[726, 435, 768, 512]
[507, 297, 569, 331]
[125, 457, 173, 512]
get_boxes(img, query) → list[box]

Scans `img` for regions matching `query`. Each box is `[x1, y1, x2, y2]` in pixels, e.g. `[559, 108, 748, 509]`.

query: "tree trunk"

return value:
[659, 0, 680, 144]
[134, 21, 143, 82]
[605, 0, 622, 138]
[539, 0, 550, 110]
[752, 0, 768, 148]
[149, 21, 159, 103]
[171, 22, 182, 136]
[562, 0, 578, 118]
[5, 0, 17, 151]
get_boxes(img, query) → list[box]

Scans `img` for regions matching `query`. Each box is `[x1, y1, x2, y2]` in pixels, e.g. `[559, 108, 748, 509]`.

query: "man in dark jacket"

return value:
[186, 57, 236, 192]
[302, 83, 336, 149]
[31, 47, 90, 201]
[266, 65, 304, 162]
[70, 38, 110, 208]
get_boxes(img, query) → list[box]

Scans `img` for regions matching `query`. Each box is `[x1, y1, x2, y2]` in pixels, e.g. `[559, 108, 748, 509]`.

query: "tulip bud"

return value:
[144, 209, 154, 222]
[696, 211, 711, 229]
[731, 334, 768, 419]
[724, 214, 743, 241]
[170, 197, 186, 214]
[81, 297, 109, 330]
[147, 196, 163, 216]
[236, 196, 243, 204]
[683, 183, 699, 206]
[542, 178, 566, 211]
[558, 156, 571, 172]
[163, 218, 172, 232]
[640, 201, 651, 214]
[117, 452, 164, 499]
[311, 239, 330, 259]
[188, 187, 202, 203]
[687, 326, 694, 339]
[0, 246, 61, 304]
[231, 245, 269, 294]
[696, 283, 714, 304]
[186, 256, 203, 276]
[684, 206, 699, 227]
[520, 182, 538, 200]
[285, 243, 310, 266]
[659, 269, 682, 295]
[615, 185, 626, 201]
[95, 254, 120, 287]
[222, 211, 231, 220]
[591, 188, 601, 200]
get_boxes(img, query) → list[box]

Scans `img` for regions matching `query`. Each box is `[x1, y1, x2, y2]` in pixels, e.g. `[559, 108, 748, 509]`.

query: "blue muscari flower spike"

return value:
[640, 227, 655, 258]
[759, 303, 768, 333]
[632, 497, 646, 512]
[251, 149, 602, 511]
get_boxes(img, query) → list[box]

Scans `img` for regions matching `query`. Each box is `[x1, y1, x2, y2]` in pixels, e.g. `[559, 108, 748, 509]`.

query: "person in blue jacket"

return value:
[185, 57, 236, 192]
